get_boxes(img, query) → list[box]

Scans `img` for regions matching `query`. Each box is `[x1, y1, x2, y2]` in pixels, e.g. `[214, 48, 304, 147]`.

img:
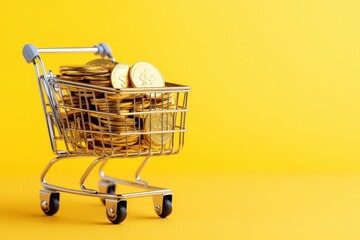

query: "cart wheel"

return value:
[99, 181, 116, 205]
[106, 200, 127, 224]
[157, 196, 172, 218]
[41, 192, 60, 216]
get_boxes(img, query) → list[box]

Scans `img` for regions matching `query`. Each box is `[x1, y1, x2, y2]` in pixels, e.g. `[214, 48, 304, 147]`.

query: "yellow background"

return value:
[1, 0, 360, 239]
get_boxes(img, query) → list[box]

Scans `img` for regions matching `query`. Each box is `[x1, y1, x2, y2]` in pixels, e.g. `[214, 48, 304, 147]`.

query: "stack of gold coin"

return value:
[86, 59, 118, 70]
[58, 60, 118, 125]
[60, 94, 83, 108]
[60, 65, 112, 87]
[87, 112, 140, 152]
[58, 59, 176, 153]
[141, 93, 175, 111]
[59, 60, 166, 92]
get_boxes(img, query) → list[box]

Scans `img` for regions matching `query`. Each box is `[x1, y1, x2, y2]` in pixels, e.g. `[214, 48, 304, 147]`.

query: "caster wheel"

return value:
[99, 181, 116, 205]
[157, 196, 172, 218]
[106, 200, 127, 224]
[40, 192, 60, 216]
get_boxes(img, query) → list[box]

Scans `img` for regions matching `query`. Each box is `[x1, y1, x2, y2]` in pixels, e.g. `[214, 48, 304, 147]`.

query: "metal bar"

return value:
[37, 57, 62, 133]
[119, 108, 188, 116]
[120, 129, 187, 136]
[41, 155, 77, 185]
[80, 157, 108, 193]
[29, 44, 191, 205]
[33, 61, 57, 153]
[38, 47, 99, 54]
[53, 79, 191, 93]
[181, 92, 189, 150]
[101, 174, 166, 191]
[43, 182, 171, 199]
[56, 105, 119, 116]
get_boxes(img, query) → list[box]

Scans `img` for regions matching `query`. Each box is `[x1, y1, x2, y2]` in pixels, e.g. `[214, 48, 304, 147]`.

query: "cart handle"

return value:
[22, 43, 114, 63]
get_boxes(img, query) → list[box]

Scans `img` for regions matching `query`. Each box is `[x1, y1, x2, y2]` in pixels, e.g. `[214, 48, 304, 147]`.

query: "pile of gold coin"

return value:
[60, 64, 113, 87]
[58, 59, 175, 153]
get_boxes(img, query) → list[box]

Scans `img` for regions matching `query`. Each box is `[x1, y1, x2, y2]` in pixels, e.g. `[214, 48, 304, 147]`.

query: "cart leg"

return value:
[41, 154, 75, 188]
[98, 180, 116, 205]
[99, 158, 110, 179]
[98, 159, 117, 204]
[80, 156, 108, 194]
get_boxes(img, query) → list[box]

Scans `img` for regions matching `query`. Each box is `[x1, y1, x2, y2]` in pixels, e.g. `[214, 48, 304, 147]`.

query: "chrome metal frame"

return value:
[24, 44, 190, 221]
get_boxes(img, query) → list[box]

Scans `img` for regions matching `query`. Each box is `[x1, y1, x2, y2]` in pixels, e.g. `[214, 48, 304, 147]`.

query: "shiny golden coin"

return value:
[108, 93, 143, 100]
[62, 100, 81, 105]
[99, 119, 136, 126]
[93, 134, 139, 142]
[60, 65, 107, 72]
[141, 138, 170, 150]
[84, 76, 110, 81]
[89, 81, 112, 86]
[90, 123, 135, 132]
[73, 92, 95, 97]
[90, 143, 123, 151]
[89, 98, 133, 106]
[60, 75, 85, 81]
[89, 112, 130, 121]
[60, 69, 108, 76]
[144, 112, 174, 145]
[96, 115, 136, 123]
[141, 138, 161, 149]
[61, 95, 77, 101]
[111, 63, 130, 89]
[129, 62, 164, 88]
[86, 59, 117, 70]
[60, 110, 82, 119]
[134, 101, 151, 112]
[90, 146, 142, 153]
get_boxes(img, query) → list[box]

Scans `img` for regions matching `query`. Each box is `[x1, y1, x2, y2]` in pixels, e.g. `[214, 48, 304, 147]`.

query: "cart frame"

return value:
[22, 43, 190, 224]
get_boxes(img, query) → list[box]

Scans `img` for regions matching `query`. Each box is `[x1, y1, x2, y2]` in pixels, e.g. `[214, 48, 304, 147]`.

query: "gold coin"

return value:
[99, 118, 136, 126]
[129, 62, 164, 88]
[60, 70, 108, 76]
[111, 63, 130, 89]
[90, 123, 135, 133]
[89, 81, 112, 87]
[60, 65, 103, 71]
[60, 75, 85, 81]
[86, 59, 117, 70]
[89, 112, 129, 121]
[85, 76, 111, 81]
[73, 92, 95, 97]
[108, 93, 143, 100]
[144, 112, 174, 145]
[141, 138, 169, 150]
[92, 134, 139, 143]
[60, 65, 108, 74]
[90, 143, 123, 151]
[60, 110, 82, 120]
[90, 98, 133, 106]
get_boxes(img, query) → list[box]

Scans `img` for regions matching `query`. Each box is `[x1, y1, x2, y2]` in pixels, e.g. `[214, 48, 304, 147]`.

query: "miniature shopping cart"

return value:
[22, 43, 190, 224]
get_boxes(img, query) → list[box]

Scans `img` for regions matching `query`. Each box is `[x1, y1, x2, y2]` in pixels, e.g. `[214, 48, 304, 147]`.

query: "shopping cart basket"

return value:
[22, 43, 190, 224]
